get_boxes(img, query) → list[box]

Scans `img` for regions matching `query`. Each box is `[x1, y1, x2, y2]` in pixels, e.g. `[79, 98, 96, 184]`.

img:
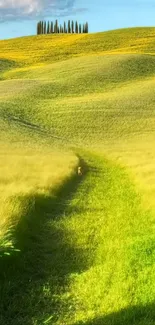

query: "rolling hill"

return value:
[0, 27, 155, 325]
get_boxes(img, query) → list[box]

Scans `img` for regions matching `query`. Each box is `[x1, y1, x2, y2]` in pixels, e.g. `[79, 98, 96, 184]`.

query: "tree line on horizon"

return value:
[37, 20, 89, 35]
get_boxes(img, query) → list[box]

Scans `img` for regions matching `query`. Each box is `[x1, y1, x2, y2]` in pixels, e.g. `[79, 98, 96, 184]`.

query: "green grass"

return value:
[0, 151, 154, 324]
[1, 27, 155, 71]
[0, 27, 155, 324]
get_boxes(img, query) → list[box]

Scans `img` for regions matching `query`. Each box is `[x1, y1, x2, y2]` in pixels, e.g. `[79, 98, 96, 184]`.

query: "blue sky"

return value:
[0, 0, 155, 40]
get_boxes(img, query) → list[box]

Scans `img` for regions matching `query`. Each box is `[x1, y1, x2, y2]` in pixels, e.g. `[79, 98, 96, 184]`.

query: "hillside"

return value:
[0, 27, 155, 75]
[0, 27, 155, 325]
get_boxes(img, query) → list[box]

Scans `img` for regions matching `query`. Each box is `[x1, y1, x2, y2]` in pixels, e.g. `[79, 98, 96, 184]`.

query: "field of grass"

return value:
[1, 27, 155, 72]
[0, 27, 155, 324]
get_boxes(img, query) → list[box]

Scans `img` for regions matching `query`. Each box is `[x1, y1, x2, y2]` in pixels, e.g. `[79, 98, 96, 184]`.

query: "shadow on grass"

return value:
[0, 156, 89, 325]
[75, 303, 155, 325]
[0, 58, 22, 79]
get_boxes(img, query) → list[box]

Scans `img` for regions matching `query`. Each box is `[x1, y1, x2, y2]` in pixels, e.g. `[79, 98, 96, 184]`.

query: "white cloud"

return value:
[0, 0, 88, 22]
[0, 0, 41, 11]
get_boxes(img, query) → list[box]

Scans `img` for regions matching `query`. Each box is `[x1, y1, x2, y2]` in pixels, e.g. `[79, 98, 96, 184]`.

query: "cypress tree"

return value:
[64, 21, 67, 33]
[68, 20, 71, 33]
[75, 21, 78, 33]
[54, 19, 58, 33]
[57, 25, 60, 33]
[85, 22, 88, 33]
[44, 21, 46, 34]
[41, 21, 44, 34]
[39, 21, 42, 34]
[50, 21, 53, 33]
[37, 22, 39, 35]
[71, 20, 74, 33]
[82, 24, 85, 33]
[60, 25, 64, 33]
[38, 21, 40, 34]
[79, 23, 81, 33]
[47, 21, 50, 34]
[54, 21, 56, 33]
[38, 21, 41, 34]
[84, 22, 86, 33]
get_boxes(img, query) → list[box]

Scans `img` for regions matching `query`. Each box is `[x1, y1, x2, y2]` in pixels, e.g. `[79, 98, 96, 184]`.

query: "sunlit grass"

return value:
[0, 27, 155, 76]
[0, 27, 155, 324]
[56, 151, 155, 325]
[0, 144, 78, 251]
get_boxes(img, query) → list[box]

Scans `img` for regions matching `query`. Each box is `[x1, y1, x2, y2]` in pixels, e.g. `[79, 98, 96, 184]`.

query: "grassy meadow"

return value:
[0, 27, 155, 324]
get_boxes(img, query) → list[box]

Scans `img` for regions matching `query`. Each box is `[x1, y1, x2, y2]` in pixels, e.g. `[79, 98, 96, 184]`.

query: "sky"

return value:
[0, 0, 155, 40]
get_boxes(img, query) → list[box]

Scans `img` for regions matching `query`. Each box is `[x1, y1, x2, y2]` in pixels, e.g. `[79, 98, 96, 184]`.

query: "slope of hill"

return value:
[0, 27, 155, 325]
[0, 27, 155, 74]
[1, 52, 155, 147]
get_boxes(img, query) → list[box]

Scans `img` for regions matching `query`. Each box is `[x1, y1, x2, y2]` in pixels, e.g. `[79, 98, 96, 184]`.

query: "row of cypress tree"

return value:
[37, 20, 89, 35]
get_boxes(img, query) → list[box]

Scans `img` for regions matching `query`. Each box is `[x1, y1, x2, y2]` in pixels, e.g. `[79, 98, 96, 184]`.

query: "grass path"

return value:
[0, 150, 154, 325]
[0, 156, 84, 325]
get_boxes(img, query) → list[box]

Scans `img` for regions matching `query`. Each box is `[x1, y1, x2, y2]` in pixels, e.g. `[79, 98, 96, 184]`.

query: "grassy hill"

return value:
[0, 27, 155, 72]
[0, 27, 155, 324]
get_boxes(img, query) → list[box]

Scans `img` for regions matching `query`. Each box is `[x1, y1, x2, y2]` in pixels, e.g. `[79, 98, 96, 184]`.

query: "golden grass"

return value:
[99, 133, 155, 213]
[0, 144, 78, 239]
[1, 27, 155, 74]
